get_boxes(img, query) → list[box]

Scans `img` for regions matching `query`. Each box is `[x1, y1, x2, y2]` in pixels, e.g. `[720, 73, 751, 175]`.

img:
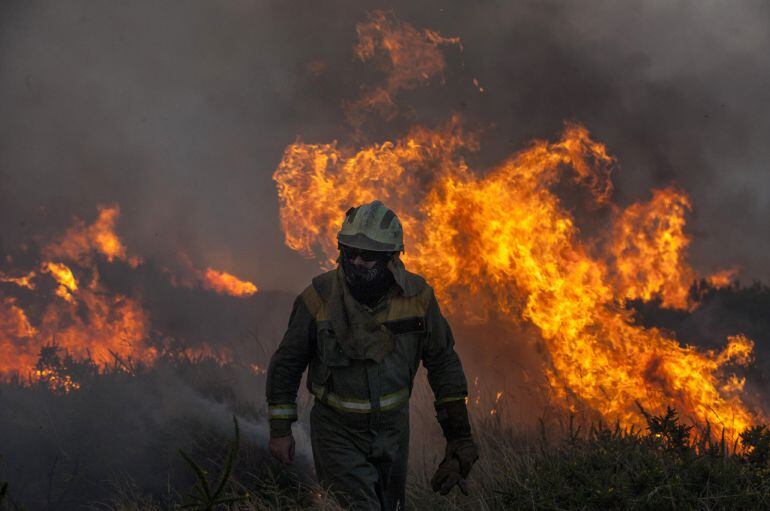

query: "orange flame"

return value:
[34, 368, 81, 394]
[610, 187, 696, 309]
[275, 116, 474, 266]
[707, 268, 738, 288]
[42, 262, 78, 303]
[0, 205, 257, 388]
[345, 10, 461, 129]
[0, 297, 39, 375]
[43, 204, 137, 266]
[1, 207, 152, 380]
[274, 121, 759, 438]
[202, 268, 258, 297]
[0, 271, 37, 290]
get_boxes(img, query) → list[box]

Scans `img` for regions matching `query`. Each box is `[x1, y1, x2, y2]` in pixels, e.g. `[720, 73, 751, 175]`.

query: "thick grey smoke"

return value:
[2, 2, 770, 507]
[1, 0, 769, 292]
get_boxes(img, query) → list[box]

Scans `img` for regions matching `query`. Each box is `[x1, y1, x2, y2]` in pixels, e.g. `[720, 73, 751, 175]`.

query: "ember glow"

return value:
[274, 121, 759, 438]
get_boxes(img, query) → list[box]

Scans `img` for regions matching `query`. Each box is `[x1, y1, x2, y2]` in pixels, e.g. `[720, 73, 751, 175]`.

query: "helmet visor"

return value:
[340, 244, 393, 262]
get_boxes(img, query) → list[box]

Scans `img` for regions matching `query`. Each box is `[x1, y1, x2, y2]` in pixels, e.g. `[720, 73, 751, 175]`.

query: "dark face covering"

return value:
[340, 250, 395, 307]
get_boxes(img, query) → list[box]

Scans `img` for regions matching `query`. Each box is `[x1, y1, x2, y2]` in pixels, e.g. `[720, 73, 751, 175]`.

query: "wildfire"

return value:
[345, 10, 461, 130]
[274, 120, 759, 438]
[0, 205, 259, 388]
[0, 224, 154, 378]
[42, 261, 79, 303]
[34, 368, 81, 394]
[708, 268, 739, 288]
[610, 187, 696, 309]
[43, 204, 136, 266]
[0, 270, 37, 290]
[202, 268, 258, 297]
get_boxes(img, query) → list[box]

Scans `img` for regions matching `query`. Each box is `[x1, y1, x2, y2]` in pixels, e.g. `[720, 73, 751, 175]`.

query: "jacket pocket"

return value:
[308, 358, 331, 387]
[317, 325, 350, 367]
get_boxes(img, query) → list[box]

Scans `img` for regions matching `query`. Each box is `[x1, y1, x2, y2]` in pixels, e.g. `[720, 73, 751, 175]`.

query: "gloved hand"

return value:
[431, 437, 479, 495]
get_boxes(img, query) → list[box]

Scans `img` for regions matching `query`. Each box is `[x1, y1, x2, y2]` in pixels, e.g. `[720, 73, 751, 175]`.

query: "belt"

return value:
[311, 384, 410, 414]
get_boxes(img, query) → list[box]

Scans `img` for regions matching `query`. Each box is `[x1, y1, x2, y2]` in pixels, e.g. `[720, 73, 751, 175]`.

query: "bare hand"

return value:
[269, 434, 295, 465]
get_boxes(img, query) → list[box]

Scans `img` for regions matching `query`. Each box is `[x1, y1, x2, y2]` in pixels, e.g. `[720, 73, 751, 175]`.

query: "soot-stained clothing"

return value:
[265, 259, 469, 510]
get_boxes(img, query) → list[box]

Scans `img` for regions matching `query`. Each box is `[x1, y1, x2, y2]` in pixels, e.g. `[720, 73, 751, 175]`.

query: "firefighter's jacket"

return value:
[266, 259, 468, 432]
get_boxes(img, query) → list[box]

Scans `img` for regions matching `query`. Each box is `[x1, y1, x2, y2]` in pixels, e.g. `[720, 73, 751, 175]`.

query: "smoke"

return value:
[2, 0, 770, 505]
[0, 291, 316, 509]
[1, 0, 769, 292]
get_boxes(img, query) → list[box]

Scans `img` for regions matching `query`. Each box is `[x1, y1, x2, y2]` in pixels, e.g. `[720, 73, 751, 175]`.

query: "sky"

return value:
[1, 0, 769, 293]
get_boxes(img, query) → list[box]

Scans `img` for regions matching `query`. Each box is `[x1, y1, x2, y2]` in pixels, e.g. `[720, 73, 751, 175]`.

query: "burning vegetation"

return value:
[274, 13, 762, 440]
[274, 118, 759, 439]
[0, 204, 259, 391]
[2, 5, 770, 510]
[203, 268, 259, 297]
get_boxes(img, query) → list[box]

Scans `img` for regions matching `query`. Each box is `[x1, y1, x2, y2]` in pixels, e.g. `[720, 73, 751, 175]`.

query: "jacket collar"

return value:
[387, 255, 423, 297]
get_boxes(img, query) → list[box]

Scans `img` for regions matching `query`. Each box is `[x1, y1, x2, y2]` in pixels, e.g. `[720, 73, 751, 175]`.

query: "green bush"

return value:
[497, 410, 770, 511]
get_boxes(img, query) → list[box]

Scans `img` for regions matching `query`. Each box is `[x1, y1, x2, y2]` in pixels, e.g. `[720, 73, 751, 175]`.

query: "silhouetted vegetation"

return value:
[493, 412, 770, 510]
[177, 417, 248, 510]
[84, 403, 770, 510]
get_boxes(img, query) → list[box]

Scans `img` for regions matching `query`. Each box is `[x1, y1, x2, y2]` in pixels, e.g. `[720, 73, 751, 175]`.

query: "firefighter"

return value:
[266, 200, 478, 510]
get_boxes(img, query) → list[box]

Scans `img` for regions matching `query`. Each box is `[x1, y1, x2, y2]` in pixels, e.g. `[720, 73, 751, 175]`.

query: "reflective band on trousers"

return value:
[311, 384, 409, 414]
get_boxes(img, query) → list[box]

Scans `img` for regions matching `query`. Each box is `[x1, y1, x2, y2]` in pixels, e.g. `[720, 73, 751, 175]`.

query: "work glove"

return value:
[431, 399, 479, 495]
[431, 436, 479, 495]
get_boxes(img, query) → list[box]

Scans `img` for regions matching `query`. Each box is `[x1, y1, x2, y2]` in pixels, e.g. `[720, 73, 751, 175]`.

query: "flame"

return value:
[610, 187, 696, 309]
[43, 204, 136, 265]
[0, 207, 153, 381]
[717, 334, 754, 366]
[0, 205, 258, 389]
[34, 368, 81, 394]
[0, 298, 39, 375]
[708, 268, 738, 288]
[274, 121, 759, 438]
[202, 268, 258, 297]
[275, 116, 474, 266]
[490, 391, 503, 415]
[42, 262, 79, 303]
[0, 271, 37, 290]
[167, 251, 260, 297]
[345, 10, 461, 129]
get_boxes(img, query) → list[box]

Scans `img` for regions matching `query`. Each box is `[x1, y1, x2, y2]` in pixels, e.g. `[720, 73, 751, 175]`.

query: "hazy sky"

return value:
[1, 0, 769, 292]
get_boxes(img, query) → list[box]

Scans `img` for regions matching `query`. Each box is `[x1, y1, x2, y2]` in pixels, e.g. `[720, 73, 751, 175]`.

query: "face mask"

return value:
[340, 251, 394, 306]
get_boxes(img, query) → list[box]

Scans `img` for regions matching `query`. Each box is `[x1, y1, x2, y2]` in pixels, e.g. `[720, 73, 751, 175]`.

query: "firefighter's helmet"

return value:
[337, 200, 404, 252]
